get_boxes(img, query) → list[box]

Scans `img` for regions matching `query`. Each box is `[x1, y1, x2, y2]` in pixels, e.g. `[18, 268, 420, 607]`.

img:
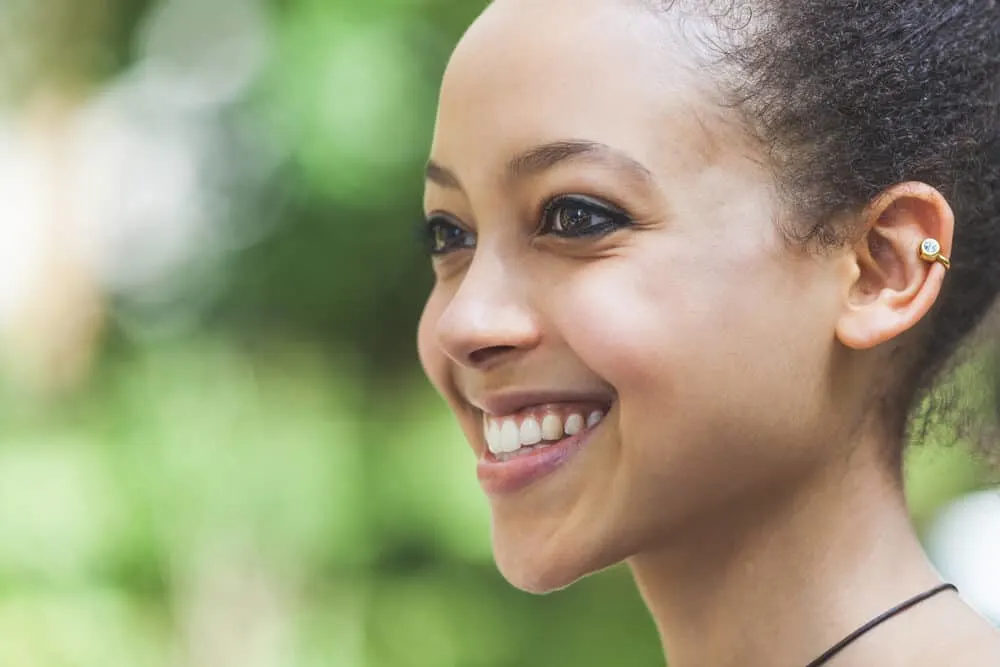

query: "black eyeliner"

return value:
[416, 213, 476, 256]
[540, 194, 634, 238]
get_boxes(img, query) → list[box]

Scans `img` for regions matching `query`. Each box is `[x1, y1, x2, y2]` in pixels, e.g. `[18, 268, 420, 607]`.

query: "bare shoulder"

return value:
[931, 623, 1000, 667]
[953, 634, 1000, 666]
[899, 598, 1000, 667]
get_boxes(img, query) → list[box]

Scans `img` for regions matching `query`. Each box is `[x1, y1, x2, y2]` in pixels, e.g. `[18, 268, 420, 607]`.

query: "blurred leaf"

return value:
[97, 339, 371, 574]
[0, 436, 130, 584]
[370, 380, 492, 563]
[0, 589, 168, 667]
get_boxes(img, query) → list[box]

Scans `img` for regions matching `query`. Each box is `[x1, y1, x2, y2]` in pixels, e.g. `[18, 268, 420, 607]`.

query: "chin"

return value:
[494, 551, 585, 595]
[490, 527, 625, 595]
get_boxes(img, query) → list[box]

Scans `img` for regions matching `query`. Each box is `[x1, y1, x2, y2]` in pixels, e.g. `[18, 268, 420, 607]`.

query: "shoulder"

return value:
[928, 624, 1000, 667]
[893, 598, 1000, 667]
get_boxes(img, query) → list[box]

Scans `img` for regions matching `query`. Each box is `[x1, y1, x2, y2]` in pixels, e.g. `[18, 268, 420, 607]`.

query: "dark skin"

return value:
[417, 0, 1000, 664]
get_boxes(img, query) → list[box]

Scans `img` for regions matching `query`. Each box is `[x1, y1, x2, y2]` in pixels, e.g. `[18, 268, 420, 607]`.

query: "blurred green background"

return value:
[0, 1, 996, 665]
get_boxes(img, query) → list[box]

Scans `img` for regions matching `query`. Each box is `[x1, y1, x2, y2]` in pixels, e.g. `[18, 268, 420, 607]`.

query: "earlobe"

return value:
[835, 182, 954, 351]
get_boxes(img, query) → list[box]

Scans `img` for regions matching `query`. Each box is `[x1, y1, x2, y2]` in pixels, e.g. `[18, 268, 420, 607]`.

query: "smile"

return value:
[483, 402, 607, 461]
[476, 400, 612, 495]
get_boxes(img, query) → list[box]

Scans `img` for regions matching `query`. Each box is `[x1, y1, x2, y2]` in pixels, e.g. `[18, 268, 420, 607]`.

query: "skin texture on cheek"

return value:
[555, 213, 834, 512]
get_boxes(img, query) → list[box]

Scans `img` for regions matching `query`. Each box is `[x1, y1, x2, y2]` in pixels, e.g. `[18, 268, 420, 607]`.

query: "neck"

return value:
[628, 439, 944, 667]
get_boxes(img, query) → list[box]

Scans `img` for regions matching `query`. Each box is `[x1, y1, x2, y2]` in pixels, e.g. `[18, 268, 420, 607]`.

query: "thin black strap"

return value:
[803, 583, 958, 667]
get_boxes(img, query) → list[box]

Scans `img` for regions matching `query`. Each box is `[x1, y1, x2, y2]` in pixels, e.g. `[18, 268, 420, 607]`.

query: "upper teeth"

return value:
[484, 407, 606, 455]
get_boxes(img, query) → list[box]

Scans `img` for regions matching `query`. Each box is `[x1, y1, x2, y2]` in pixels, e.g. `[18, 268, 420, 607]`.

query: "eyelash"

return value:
[419, 195, 634, 257]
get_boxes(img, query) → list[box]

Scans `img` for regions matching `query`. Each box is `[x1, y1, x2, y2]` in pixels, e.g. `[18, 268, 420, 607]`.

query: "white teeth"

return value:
[519, 417, 542, 446]
[564, 414, 584, 436]
[541, 414, 563, 441]
[485, 420, 501, 453]
[500, 420, 520, 453]
[486, 406, 609, 456]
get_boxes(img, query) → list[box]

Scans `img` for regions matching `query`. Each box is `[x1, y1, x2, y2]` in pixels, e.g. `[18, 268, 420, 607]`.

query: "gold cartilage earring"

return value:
[918, 238, 951, 270]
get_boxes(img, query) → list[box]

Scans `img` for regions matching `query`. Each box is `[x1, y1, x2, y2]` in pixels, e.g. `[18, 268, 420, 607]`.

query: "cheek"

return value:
[546, 248, 840, 529]
[550, 252, 719, 395]
[553, 245, 833, 425]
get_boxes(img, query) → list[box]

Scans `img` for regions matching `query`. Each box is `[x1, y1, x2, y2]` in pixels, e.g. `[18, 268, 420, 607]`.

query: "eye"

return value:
[540, 195, 633, 238]
[419, 214, 477, 256]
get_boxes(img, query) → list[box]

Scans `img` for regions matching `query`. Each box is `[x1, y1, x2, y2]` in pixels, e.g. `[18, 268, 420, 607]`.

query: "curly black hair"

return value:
[675, 0, 1000, 455]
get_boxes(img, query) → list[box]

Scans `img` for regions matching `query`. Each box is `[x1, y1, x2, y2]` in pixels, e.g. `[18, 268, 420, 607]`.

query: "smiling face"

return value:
[417, 0, 859, 593]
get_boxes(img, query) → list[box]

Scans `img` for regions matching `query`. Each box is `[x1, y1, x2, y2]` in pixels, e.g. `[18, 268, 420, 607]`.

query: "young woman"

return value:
[416, 1, 1000, 665]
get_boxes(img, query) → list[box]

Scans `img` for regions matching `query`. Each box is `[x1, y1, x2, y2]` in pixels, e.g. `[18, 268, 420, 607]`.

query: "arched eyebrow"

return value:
[425, 161, 462, 189]
[425, 139, 653, 191]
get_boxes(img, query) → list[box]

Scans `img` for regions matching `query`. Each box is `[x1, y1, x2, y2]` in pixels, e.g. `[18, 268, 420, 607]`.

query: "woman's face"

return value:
[418, 0, 853, 593]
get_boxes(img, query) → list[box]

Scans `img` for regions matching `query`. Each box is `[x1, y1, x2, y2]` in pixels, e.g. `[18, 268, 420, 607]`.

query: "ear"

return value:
[836, 182, 954, 351]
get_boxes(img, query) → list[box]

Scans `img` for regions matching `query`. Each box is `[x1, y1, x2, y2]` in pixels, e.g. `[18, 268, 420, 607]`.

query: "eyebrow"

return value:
[424, 140, 653, 190]
[425, 161, 462, 189]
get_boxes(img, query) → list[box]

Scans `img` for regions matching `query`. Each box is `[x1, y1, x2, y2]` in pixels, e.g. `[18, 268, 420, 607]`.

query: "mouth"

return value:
[481, 400, 610, 462]
[472, 394, 614, 495]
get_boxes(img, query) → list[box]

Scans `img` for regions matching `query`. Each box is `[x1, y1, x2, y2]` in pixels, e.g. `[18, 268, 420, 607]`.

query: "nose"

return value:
[434, 252, 541, 370]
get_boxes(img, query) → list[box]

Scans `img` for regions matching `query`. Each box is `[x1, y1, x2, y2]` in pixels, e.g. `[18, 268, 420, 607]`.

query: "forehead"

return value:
[431, 0, 739, 181]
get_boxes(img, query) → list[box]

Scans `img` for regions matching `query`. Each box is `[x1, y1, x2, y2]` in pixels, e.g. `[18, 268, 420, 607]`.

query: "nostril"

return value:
[468, 345, 518, 367]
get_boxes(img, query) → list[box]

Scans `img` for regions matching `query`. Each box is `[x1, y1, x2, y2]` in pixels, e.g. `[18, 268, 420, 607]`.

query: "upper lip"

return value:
[469, 389, 616, 417]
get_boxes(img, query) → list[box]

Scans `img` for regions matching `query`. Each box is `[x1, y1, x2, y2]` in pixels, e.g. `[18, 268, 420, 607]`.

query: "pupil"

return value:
[435, 226, 455, 247]
[564, 208, 589, 229]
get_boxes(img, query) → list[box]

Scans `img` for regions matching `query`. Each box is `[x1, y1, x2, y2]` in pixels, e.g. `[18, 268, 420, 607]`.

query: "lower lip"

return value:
[476, 422, 600, 495]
